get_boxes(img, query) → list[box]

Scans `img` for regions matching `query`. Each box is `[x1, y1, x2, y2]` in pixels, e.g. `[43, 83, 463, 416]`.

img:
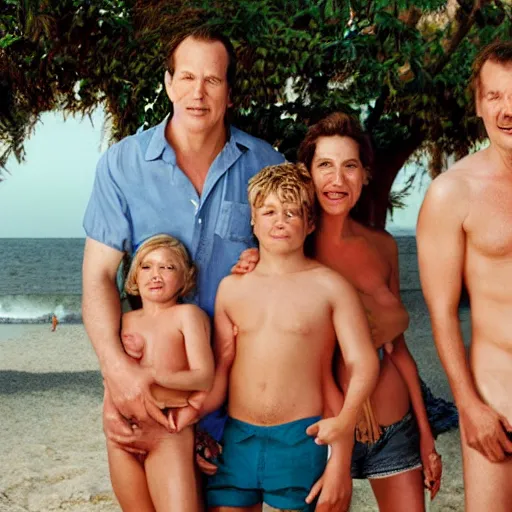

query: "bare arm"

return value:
[382, 236, 432, 437]
[307, 274, 379, 446]
[332, 276, 380, 427]
[200, 279, 237, 416]
[322, 357, 344, 418]
[306, 278, 376, 510]
[387, 335, 442, 498]
[82, 237, 167, 427]
[152, 307, 214, 392]
[388, 336, 432, 435]
[417, 176, 476, 407]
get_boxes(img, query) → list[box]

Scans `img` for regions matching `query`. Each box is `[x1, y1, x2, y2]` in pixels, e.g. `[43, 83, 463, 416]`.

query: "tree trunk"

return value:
[354, 132, 426, 229]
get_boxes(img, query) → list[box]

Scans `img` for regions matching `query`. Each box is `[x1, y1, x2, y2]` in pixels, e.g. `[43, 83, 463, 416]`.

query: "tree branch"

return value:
[366, 85, 389, 133]
[429, 0, 484, 76]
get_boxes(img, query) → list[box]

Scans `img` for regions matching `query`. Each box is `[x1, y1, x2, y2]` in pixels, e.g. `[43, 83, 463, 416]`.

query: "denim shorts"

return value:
[351, 411, 422, 479]
[206, 416, 328, 510]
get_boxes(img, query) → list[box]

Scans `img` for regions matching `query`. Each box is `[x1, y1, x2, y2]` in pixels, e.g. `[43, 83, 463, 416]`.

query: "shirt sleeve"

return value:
[83, 147, 131, 253]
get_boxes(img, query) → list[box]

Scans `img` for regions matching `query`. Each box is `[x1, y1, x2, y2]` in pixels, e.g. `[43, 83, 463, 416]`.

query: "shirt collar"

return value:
[144, 115, 173, 163]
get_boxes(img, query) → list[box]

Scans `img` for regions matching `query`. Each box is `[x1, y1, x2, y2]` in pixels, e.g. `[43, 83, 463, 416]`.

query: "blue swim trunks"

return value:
[206, 416, 328, 511]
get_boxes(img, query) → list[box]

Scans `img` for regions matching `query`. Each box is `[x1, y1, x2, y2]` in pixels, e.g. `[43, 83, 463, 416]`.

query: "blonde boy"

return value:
[202, 163, 379, 512]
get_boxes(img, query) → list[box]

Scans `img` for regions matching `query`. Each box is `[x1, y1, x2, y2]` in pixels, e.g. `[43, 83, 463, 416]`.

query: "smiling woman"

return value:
[297, 112, 444, 510]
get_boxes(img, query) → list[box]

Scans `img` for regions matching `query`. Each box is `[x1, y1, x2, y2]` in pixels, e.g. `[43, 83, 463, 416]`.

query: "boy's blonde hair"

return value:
[125, 234, 196, 298]
[247, 162, 316, 227]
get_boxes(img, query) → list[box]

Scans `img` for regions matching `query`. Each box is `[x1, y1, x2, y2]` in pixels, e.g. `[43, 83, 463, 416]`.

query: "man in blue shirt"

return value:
[82, 27, 283, 455]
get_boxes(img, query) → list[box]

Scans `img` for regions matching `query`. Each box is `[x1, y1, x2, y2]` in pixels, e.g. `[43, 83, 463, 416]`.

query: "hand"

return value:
[306, 460, 352, 511]
[231, 248, 259, 274]
[459, 400, 512, 462]
[103, 388, 143, 453]
[187, 390, 208, 410]
[172, 405, 201, 433]
[104, 386, 172, 453]
[306, 418, 352, 446]
[196, 453, 219, 475]
[103, 387, 146, 455]
[420, 435, 442, 500]
[103, 355, 169, 429]
[195, 430, 222, 475]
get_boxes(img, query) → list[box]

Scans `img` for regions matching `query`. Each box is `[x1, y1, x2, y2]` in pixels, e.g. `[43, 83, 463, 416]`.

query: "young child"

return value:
[106, 234, 214, 512]
[201, 163, 380, 512]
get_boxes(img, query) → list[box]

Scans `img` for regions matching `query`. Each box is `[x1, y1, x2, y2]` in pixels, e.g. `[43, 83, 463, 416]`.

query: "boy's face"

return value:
[136, 247, 183, 303]
[251, 192, 314, 255]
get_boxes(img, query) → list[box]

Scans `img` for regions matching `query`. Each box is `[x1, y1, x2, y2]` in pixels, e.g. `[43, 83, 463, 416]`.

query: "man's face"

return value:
[165, 36, 232, 135]
[476, 60, 512, 152]
[251, 192, 313, 255]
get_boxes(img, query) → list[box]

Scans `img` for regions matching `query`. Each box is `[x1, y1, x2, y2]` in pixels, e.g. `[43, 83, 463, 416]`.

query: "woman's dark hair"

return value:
[297, 112, 374, 172]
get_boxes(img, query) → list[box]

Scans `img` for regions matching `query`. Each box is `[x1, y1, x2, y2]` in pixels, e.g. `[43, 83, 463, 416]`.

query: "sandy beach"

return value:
[0, 295, 468, 511]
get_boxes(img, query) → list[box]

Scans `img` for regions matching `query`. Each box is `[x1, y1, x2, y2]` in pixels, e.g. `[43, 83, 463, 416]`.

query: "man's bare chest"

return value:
[466, 193, 512, 258]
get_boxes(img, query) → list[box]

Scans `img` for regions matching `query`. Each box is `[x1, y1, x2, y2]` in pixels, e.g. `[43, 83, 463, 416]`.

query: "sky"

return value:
[0, 109, 106, 238]
[0, 110, 430, 238]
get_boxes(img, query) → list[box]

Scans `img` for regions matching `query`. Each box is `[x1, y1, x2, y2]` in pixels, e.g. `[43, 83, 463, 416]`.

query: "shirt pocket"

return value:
[214, 200, 253, 244]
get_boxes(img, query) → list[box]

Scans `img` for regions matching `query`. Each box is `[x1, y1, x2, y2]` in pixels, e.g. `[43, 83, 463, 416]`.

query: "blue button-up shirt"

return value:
[83, 116, 284, 318]
[84, 117, 284, 440]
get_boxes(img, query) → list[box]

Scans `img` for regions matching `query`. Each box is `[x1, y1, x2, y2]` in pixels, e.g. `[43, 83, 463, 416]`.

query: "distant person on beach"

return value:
[81, 25, 285, 477]
[201, 162, 379, 511]
[417, 40, 512, 512]
[51, 314, 58, 332]
[234, 113, 443, 509]
[107, 234, 213, 511]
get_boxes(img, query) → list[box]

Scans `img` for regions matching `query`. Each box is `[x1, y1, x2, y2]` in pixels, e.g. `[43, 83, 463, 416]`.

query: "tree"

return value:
[1, 0, 511, 227]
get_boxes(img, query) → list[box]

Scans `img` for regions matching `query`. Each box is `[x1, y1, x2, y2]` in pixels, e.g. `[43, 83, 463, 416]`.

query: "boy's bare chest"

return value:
[229, 278, 331, 334]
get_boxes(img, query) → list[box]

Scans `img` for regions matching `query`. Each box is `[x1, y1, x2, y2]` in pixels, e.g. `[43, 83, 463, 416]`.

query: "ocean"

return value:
[0, 236, 421, 324]
[0, 238, 85, 324]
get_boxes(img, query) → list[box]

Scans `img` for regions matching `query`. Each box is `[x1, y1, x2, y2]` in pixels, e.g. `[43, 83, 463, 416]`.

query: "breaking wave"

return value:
[0, 294, 82, 324]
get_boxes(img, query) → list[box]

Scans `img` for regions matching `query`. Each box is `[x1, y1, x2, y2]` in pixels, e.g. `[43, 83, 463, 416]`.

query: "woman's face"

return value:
[310, 135, 368, 217]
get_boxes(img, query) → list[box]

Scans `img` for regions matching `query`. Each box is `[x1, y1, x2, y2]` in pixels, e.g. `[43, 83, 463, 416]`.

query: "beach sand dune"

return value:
[0, 305, 466, 511]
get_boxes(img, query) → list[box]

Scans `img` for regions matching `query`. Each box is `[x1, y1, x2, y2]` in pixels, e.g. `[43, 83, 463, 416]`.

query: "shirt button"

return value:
[198, 218, 202, 224]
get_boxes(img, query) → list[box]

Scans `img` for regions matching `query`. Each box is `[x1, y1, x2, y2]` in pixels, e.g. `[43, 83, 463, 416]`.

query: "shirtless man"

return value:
[417, 41, 512, 511]
[202, 163, 379, 512]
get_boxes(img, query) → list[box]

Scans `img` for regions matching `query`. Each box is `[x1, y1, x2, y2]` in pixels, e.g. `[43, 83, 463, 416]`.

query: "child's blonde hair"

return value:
[125, 234, 196, 298]
[247, 162, 316, 227]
